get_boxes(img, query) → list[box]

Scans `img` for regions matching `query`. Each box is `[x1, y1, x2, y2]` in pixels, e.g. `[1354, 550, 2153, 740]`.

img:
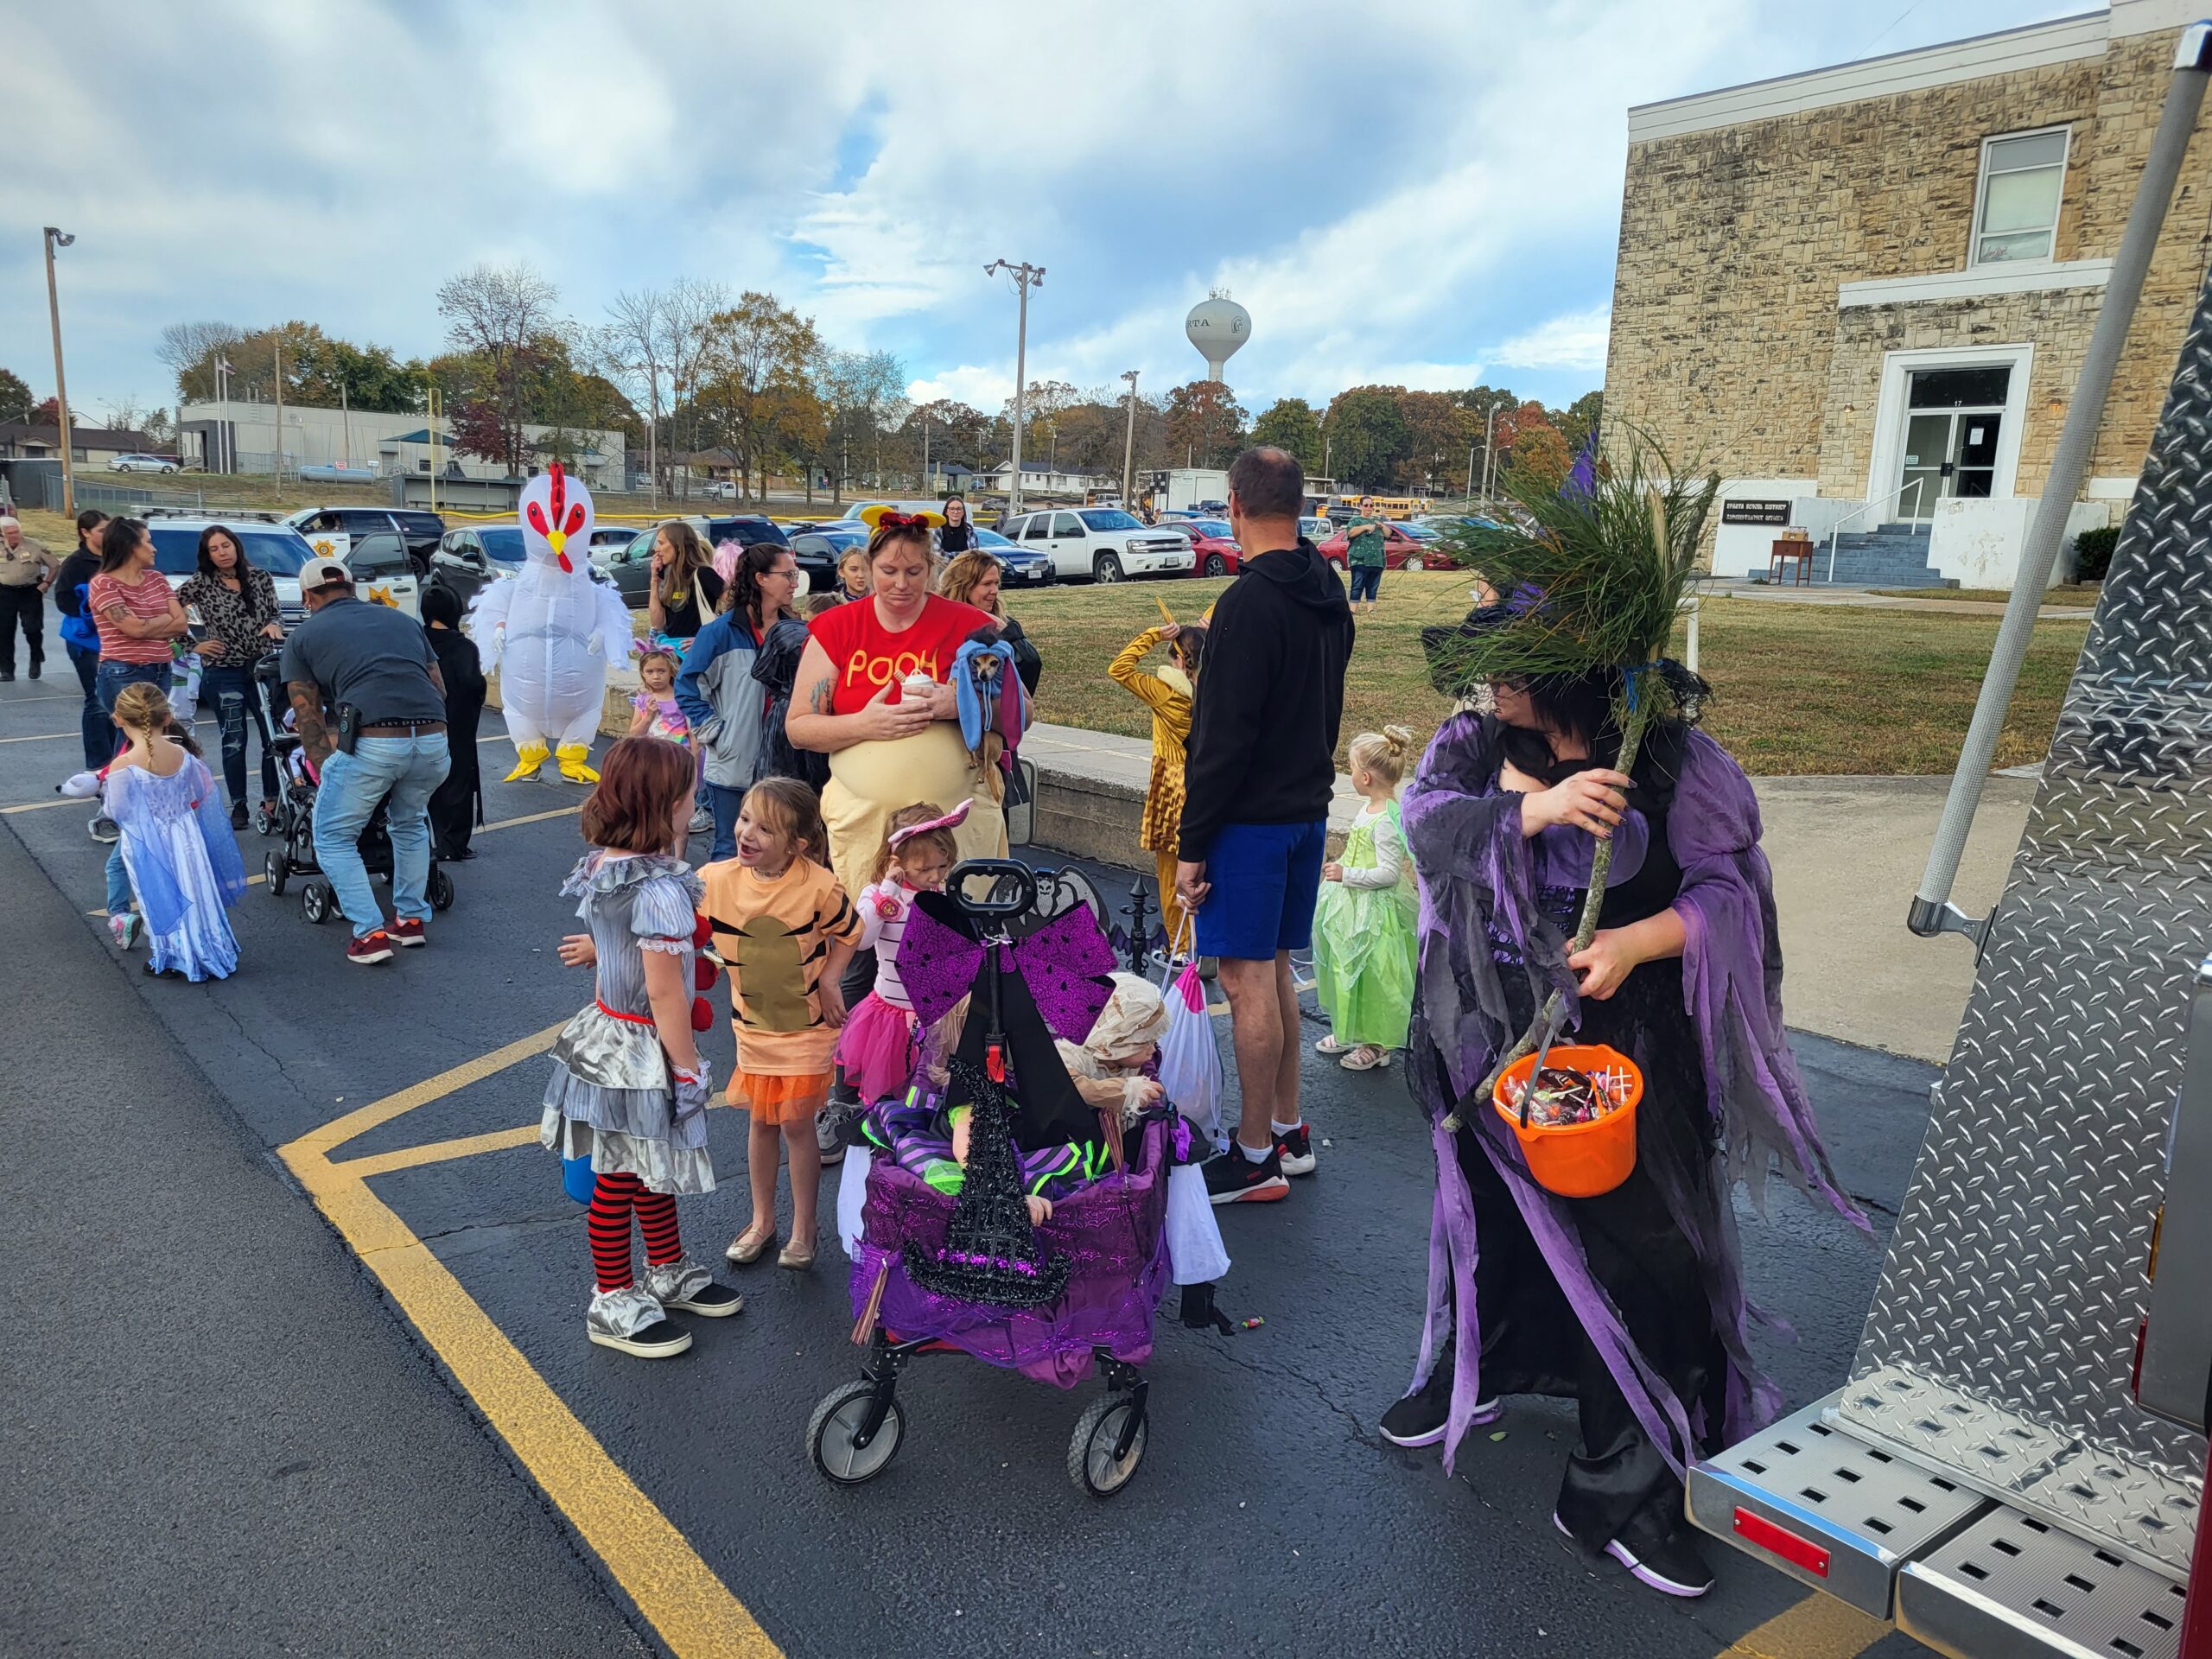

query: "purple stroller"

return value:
[804, 859, 1189, 1498]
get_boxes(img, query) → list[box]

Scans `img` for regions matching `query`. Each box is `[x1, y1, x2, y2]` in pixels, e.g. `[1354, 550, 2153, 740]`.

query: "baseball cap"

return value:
[299, 554, 353, 591]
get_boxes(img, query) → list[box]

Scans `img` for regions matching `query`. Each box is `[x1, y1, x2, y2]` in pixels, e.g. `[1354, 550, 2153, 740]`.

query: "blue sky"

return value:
[5, 0, 2084, 427]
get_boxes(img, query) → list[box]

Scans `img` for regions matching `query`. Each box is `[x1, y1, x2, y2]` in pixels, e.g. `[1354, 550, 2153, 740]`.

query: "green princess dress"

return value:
[1313, 798, 1420, 1051]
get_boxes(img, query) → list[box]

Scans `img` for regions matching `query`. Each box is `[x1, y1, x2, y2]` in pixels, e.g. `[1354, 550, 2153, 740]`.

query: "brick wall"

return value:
[1605, 31, 2209, 509]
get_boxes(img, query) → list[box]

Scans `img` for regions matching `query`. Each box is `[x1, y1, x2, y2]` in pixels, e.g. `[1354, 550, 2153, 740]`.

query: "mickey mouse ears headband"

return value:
[856, 504, 944, 531]
[889, 798, 972, 849]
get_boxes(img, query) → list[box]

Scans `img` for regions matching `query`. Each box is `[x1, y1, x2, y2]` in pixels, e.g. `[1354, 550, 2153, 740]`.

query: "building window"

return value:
[1972, 128, 2068, 265]
[71, 447, 87, 462]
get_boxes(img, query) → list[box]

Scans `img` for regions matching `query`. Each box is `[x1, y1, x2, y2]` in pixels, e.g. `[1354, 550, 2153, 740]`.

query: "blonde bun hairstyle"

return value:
[1349, 724, 1416, 786]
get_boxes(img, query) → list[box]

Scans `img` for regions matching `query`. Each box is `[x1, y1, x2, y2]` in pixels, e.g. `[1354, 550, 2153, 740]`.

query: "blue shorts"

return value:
[1193, 819, 1328, 961]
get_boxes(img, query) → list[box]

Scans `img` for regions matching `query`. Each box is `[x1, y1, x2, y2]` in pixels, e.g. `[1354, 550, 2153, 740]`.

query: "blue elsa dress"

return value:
[105, 755, 249, 981]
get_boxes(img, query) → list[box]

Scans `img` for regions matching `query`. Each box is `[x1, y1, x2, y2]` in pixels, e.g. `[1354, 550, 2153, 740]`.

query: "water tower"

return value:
[1185, 290, 1250, 384]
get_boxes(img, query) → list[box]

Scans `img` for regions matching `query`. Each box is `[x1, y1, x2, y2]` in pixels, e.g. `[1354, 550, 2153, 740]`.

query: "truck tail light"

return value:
[1733, 1508, 1830, 1578]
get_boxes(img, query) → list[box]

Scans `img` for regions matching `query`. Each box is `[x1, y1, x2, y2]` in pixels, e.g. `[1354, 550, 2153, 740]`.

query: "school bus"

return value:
[1347, 494, 1424, 520]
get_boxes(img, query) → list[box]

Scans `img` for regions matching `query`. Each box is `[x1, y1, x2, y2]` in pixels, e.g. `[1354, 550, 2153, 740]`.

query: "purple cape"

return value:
[1404, 712, 1867, 1474]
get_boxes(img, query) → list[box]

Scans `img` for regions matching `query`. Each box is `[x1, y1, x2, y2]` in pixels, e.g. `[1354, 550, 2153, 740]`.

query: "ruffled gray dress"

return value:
[540, 851, 716, 1196]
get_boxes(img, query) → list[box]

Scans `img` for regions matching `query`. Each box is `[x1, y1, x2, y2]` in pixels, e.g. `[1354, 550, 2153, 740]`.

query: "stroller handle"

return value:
[950, 859, 1036, 918]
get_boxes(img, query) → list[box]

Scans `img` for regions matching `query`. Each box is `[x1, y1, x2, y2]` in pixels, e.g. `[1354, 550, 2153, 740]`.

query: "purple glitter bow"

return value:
[897, 892, 1115, 1043]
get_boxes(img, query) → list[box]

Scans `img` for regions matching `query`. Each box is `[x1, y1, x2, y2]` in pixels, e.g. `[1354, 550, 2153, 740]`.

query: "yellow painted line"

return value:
[288, 1024, 564, 1157]
[0, 728, 76, 744]
[332, 1122, 540, 1179]
[3, 794, 84, 814]
[280, 1038, 779, 1657]
[1715, 1593, 1890, 1659]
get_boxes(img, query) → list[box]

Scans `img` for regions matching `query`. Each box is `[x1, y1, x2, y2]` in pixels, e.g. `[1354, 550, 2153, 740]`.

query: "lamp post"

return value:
[1480, 405, 1498, 503]
[1118, 369, 1140, 510]
[984, 258, 1044, 518]
[42, 226, 76, 516]
[213, 356, 233, 475]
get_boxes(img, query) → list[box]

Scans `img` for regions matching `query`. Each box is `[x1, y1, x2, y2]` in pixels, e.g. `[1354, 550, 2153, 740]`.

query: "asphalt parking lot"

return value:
[0, 672, 1936, 1658]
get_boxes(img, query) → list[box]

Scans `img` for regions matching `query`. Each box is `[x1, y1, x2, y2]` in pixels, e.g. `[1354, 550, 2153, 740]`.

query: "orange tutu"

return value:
[728, 1069, 833, 1126]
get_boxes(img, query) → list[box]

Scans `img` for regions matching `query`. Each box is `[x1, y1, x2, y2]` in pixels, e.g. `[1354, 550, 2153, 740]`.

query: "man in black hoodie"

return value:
[1176, 447, 1353, 1203]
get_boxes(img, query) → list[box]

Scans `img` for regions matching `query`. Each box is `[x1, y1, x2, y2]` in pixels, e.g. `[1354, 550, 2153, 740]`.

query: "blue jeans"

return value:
[705, 780, 746, 862]
[314, 734, 452, 938]
[201, 663, 280, 807]
[68, 642, 108, 772]
[1348, 563, 1382, 604]
[98, 659, 170, 915]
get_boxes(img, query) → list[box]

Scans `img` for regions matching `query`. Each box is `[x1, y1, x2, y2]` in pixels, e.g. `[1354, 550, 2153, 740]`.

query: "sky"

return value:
[5, 0, 2087, 429]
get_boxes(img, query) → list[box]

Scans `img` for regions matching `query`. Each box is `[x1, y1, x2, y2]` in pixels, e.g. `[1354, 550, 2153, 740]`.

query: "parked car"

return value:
[1169, 517, 1240, 578]
[149, 515, 409, 630]
[700, 480, 740, 500]
[110, 453, 181, 474]
[995, 507, 1193, 583]
[970, 524, 1054, 588]
[593, 515, 793, 607]
[1315, 518, 1454, 572]
[1298, 515, 1336, 545]
[787, 525, 867, 596]
[286, 505, 448, 574]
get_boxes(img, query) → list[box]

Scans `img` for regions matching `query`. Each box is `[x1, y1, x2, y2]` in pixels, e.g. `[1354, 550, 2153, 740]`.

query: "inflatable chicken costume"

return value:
[467, 463, 631, 784]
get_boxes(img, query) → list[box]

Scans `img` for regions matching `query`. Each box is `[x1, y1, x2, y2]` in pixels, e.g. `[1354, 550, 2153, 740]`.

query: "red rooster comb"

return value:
[523, 461, 588, 571]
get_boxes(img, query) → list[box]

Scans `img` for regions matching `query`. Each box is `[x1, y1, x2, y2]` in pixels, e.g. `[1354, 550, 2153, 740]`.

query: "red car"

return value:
[1166, 517, 1241, 578]
[1316, 520, 1451, 572]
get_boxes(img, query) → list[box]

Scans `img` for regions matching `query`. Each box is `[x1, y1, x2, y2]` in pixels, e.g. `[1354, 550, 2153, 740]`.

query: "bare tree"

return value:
[435, 264, 559, 471]
[156, 321, 245, 402]
[601, 289, 664, 501]
[100, 393, 153, 435]
[658, 277, 728, 498]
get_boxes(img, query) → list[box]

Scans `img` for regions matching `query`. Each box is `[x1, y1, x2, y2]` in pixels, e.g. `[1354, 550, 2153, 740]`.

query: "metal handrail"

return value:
[1825, 476, 1929, 582]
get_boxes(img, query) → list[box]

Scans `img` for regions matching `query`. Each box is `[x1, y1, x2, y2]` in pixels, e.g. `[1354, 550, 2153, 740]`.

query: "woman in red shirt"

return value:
[786, 515, 1003, 901]
[88, 516, 188, 716]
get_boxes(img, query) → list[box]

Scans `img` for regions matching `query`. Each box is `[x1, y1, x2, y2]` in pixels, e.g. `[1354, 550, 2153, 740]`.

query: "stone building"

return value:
[1603, 0, 2212, 587]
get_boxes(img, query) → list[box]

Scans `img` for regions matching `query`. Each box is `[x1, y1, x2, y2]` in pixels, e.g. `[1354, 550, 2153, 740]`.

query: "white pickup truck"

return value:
[995, 507, 1194, 583]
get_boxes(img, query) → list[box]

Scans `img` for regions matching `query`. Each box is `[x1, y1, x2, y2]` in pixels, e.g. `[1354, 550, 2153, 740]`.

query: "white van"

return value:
[994, 507, 1194, 583]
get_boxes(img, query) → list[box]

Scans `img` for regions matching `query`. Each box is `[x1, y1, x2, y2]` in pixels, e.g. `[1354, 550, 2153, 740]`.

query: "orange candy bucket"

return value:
[1491, 1044, 1643, 1198]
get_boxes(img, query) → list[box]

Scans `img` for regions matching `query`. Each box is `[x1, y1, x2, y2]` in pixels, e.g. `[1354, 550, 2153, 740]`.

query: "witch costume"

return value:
[1396, 708, 1865, 1573]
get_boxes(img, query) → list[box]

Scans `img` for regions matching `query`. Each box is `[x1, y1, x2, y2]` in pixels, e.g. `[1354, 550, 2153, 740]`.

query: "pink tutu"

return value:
[836, 991, 918, 1103]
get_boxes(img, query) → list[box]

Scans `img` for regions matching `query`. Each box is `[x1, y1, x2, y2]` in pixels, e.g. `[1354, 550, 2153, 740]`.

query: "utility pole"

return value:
[340, 379, 352, 468]
[42, 226, 76, 517]
[1465, 444, 1476, 501]
[1118, 369, 1140, 509]
[1481, 405, 1497, 503]
[983, 258, 1044, 518]
[273, 331, 286, 499]
[214, 356, 232, 475]
[921, 410, 931, 494]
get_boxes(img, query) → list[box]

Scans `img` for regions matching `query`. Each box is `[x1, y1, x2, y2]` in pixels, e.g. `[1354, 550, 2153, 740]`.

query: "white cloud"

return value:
[1493, 307, 1615, 373]
[906, 365, 1014, 410]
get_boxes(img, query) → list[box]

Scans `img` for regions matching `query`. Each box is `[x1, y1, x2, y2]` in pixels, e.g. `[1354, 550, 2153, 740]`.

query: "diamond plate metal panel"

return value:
[1842, 260, 2212, 1570]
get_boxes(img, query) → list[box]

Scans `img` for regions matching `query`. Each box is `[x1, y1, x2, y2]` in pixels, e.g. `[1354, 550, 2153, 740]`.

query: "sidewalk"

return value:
[1705, 577, 2097, 620]
[1025, 721, 2030, 1065]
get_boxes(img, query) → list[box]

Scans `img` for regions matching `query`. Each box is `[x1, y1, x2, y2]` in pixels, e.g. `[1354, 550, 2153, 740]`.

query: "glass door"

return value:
[1898, 413, 1951, 523]
[1953, 412, 2002, 499]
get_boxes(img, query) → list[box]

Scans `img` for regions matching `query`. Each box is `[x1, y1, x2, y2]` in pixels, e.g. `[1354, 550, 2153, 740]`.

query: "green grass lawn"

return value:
[1003, 571, 2090, 776]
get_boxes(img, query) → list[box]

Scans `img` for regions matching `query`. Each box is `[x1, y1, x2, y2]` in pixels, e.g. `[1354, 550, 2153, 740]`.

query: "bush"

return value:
[2072, 524, 2119, 583]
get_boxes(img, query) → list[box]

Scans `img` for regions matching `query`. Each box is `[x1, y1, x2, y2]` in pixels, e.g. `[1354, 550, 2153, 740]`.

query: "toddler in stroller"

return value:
[254, 657, 454, 925]
[806, 859, 1229, 1497]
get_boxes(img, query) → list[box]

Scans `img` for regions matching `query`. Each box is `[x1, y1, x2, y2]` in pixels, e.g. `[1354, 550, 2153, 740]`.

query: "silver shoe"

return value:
[643, 1256, 743, 1317]
[585, 1285, 690, 1357]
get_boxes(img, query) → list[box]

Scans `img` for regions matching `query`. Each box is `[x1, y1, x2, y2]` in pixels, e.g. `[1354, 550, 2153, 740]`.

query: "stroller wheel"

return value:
[302, 882, 333, 925]
[254, 805, 280, 837]
[806, 1381, 905, 1485]
[428, 866, 455, 912]
[1068, 1394, 1147, 1497]
[264, 849, 288, 896]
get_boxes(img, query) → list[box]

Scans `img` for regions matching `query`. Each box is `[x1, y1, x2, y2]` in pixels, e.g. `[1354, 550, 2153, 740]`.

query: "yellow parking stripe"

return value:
[282, 1039, 781, 1658]
[1716, 1593, 1890, 1659]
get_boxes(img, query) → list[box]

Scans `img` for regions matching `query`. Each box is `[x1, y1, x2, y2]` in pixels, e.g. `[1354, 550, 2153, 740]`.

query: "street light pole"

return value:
[42, 226, 76, 517]
[1118, 369, 1140, 510]
[984, 258, 1044, 518]
[1481, 405, 1497, 502]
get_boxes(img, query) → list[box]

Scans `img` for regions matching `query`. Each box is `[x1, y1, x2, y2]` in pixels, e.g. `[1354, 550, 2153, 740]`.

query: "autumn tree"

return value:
[0, 368, 37, 423]
[1557, 388, 1603, 453]
[435, 264, 560, 471]
[817, 347, 907, 501]
[1397, 390, 1484, 491]
[1162, 380, 1249, 469]
[1249, 397, 1324, 470]
[1325, 385, 1411, 488]
[698, 291, 820, 502]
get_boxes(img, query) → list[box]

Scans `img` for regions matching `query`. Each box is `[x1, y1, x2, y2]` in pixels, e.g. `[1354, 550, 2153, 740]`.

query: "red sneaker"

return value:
[347, 930, 395, 965]
[389, 917, 427, 948]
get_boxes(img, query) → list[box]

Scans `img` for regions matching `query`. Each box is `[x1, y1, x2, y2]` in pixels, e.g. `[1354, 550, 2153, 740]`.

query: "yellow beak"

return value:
[548, 530, 568, 556]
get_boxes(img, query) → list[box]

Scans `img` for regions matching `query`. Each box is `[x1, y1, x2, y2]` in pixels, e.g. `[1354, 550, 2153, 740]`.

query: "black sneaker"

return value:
[1380, 1363, 1501, 1447]
[1555, 1511, 1714, 1599]
[1204, 1143, 1288, 1205]
[229, 799, 249, 830]
[1274, 1122, 1316, 1177]
[89, 814, 119, 844]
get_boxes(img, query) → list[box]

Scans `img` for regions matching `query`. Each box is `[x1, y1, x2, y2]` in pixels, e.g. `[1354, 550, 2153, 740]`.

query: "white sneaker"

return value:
[109, 912, 142, 950]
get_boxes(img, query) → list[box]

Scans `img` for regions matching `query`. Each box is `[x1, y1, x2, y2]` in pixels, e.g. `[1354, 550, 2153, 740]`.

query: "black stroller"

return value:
[253, 658, 454, 924]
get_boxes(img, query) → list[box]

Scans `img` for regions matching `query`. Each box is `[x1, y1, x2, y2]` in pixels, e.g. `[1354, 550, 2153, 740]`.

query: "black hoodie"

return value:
[1178, 538, 1353, 861]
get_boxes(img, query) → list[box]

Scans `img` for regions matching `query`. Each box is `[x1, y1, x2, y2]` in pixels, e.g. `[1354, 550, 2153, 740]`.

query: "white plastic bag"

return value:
[836, 1144, 874, 1260]
[1158, 956, 1225, 1154]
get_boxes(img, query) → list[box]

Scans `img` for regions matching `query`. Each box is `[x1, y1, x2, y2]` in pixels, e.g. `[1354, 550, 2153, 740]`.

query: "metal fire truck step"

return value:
[1686, 1395, 1988, 1618]
[1898, 1503, 2190, 1659]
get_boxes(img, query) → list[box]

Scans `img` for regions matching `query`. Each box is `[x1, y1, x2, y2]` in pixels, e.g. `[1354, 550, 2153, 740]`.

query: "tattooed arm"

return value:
[784, 635, 931, 753]
[288, 682, 335, 771]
